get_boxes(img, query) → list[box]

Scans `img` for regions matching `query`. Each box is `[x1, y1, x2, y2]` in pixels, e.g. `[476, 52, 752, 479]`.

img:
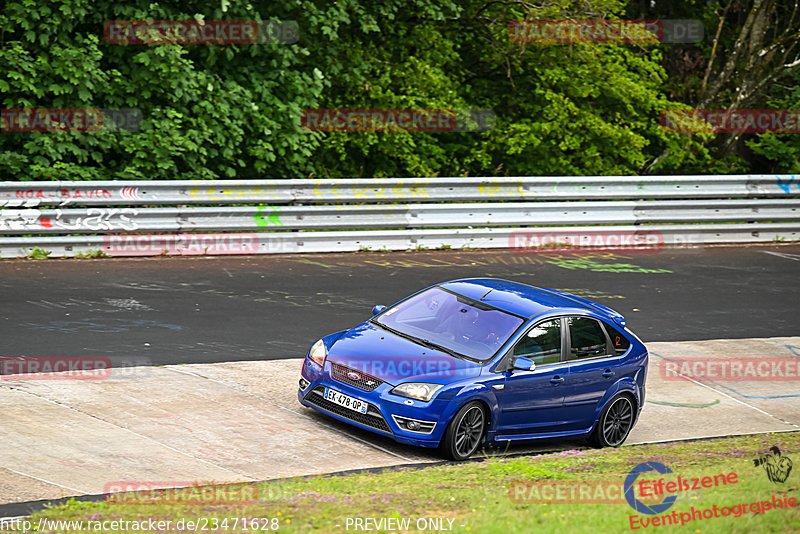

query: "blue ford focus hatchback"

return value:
[298, 278, 647, 460]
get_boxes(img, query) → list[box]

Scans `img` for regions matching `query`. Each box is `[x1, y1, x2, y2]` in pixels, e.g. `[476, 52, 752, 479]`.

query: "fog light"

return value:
[391, 415, 436, 434]
[299, 378, 310, 390]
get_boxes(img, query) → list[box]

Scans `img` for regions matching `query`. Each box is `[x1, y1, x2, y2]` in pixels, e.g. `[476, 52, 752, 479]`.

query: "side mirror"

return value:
[372, 304, 386, 316]
[512, 356, 536, 372]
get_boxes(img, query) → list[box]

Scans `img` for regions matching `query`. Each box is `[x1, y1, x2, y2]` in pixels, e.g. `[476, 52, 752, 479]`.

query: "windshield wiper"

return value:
[371, 320, 473, 361]
[370, 319, 416, 341]
[416, 338, 464, 359]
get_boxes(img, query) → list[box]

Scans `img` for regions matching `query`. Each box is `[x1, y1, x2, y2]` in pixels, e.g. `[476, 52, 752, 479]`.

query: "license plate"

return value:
[324, 387, 368, 414]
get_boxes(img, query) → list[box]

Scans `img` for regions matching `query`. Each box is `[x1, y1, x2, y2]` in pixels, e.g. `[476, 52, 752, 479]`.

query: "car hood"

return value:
[326, 322, 483, 386]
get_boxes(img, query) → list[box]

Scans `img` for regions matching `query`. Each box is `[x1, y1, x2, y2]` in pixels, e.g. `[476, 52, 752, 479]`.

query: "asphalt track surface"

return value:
[2, 244, 800, 519]
[1, 244, 799, 368]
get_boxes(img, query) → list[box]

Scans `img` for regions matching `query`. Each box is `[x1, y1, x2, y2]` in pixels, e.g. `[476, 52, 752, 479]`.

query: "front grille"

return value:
[305, 386, 392, 434]
[331, 362, 383, 392]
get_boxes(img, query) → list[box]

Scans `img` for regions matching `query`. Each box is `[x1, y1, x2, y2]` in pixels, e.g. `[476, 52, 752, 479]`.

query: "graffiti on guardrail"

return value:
[0, 208, 138, 231]
[1, 176, 798, 258]
[120, 186, 140, 200]
[187, 182, 431, 201]
[188, 188, 276, 202]
[777, 176, 798, 194]
[40, 208, 139, 231]
[2, 187, 114, 204]
[254, 206, 283, 227]
[313, 180, 430, 200]
[478, 184, 526, 197]
[186, 182, 431, 202]
[0, 209, 39, 229]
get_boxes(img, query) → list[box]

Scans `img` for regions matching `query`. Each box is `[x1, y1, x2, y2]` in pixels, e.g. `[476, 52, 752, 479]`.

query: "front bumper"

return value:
[298, 358, 457, 448]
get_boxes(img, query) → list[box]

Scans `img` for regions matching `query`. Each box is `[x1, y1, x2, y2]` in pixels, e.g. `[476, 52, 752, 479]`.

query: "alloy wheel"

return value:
[602, 397, 633, 446]
[454, 405, 484, 457]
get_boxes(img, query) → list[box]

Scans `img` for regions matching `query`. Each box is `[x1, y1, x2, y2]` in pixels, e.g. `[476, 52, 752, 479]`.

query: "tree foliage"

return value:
[0, 0, 795, 180]
[1, 0, 324, 180]
[632, 0, 800, 170]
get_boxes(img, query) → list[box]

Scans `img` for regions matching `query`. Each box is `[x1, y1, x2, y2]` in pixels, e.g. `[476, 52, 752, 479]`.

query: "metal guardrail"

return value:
[1, 175, 797, 206]
[0, 175, 798, 258]
[1, 199, 798, 234]
[1, 223, 799, 258]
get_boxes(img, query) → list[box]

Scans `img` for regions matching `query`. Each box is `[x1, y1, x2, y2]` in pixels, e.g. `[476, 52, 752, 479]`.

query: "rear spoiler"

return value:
[541, 287, 627, 328]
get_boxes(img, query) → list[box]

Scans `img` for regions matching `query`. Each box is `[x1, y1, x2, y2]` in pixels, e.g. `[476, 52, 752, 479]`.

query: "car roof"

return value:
[438, 278, 625, 325]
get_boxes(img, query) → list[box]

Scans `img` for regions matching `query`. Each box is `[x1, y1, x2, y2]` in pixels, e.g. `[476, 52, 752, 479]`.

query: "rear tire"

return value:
[589, 394, 635, 448]
[439, 401, 486, 461]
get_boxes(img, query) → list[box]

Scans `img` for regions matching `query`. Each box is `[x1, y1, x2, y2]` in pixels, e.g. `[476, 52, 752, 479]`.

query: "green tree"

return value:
[303, 0, 713, 177]
[0, 0, 324, 180]
[747, 68, 800, 172]
[631, 0, 800, 170]
[1, 0, 720, 180]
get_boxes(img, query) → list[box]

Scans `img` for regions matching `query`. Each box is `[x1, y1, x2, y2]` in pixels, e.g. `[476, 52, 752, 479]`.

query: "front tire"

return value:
[439, 401, 486, 461]
[590, 394, 635, 448]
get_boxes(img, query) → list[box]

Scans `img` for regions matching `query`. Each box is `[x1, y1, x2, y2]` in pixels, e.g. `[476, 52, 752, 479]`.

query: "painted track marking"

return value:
[651, 352, 799, 429]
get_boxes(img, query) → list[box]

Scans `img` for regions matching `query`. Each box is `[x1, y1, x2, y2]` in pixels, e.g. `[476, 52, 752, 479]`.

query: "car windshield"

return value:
[373, 287, 525, 361]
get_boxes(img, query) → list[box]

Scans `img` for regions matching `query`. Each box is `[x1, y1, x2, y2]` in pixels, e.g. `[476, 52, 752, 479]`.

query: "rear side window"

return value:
[604, 323, 631, 355]
[567, 317, 607, 360]
[512, 319, 562, 365]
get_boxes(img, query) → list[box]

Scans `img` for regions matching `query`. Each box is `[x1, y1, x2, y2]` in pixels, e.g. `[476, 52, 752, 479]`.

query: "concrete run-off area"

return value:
[1, 337, 799, 506]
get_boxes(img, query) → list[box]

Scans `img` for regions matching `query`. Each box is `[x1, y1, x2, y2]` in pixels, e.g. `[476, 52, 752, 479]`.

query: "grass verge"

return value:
[3, 432, 799, 533]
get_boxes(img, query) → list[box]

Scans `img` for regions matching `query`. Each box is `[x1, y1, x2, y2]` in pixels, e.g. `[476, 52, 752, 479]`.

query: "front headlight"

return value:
[308, 339, 327, 368]
[391, 382, 443, 402]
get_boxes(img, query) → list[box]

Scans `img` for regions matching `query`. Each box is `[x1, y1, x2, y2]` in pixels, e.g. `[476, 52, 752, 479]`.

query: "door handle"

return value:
[550, 376, 564, 384]
[602, 369, 615, 378]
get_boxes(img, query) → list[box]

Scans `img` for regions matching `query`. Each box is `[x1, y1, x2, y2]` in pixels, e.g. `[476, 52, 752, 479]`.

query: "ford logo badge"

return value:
[347, 371, 362, 381]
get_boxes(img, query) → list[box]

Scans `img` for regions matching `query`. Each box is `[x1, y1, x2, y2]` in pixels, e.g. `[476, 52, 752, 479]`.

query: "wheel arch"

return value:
[597, 377, 640, 418]
[447, 384, 497, 433]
